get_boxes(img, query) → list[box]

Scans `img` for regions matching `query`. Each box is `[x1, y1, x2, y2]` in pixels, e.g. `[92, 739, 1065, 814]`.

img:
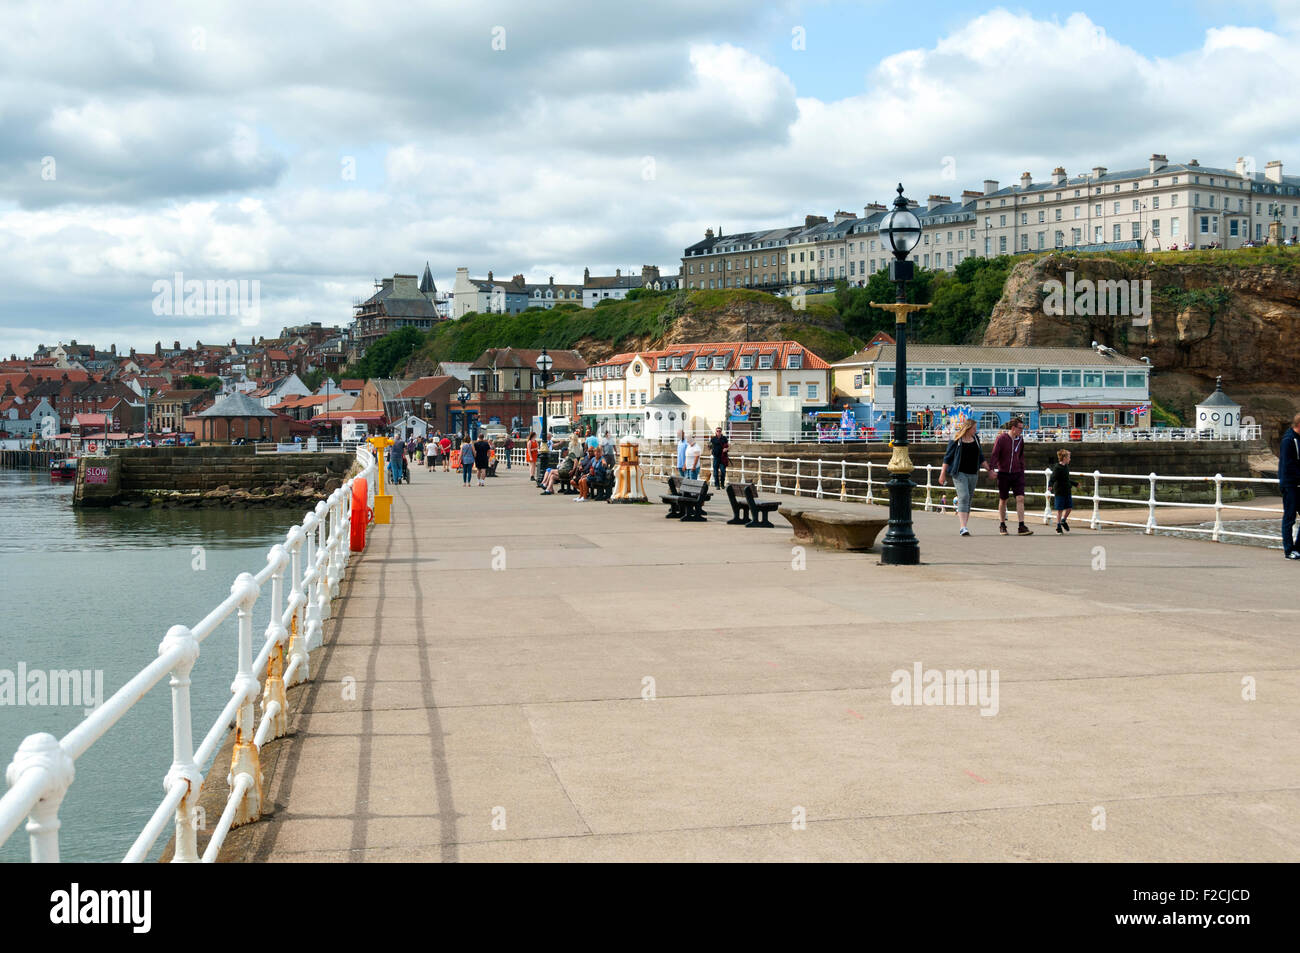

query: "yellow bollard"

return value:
[368, 436, 393, 524]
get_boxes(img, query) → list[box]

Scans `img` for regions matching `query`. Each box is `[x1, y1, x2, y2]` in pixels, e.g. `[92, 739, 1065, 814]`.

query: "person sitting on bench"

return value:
[575, 448, 599, 501]
[541, 450, 576, 494]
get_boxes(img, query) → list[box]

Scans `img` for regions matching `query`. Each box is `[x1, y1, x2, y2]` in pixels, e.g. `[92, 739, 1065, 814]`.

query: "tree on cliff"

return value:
[345, 326, 425, 380]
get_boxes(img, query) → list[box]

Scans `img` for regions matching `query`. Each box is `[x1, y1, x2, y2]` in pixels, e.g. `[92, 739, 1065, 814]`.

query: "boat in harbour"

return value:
[49, 457, 77, 480]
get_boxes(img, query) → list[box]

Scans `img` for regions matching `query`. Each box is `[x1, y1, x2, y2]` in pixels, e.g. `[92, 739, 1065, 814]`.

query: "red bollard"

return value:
[350, 478, 370, 552]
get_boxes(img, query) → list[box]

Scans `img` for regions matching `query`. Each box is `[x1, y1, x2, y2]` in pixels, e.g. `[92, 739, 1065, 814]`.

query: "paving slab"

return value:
[217, 463, 1300, 862]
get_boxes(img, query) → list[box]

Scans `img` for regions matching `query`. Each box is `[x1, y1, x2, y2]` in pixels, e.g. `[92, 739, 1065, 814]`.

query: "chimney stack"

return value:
[1019, 171, 1032, 189]
[1053, 166, 1067, 185]
[1092, 166, 1107, 179]
[1150, 154, 1167, 174]
[1266, 160, 1283, 184]
[983, 179, 998, 195]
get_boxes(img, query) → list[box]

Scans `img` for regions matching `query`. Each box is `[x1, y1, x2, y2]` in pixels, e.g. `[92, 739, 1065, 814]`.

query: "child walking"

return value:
[1050, 448, 1077, 533]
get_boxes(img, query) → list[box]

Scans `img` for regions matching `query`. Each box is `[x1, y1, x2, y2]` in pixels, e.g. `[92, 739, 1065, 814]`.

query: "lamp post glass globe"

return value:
[880, 184, 922, 257]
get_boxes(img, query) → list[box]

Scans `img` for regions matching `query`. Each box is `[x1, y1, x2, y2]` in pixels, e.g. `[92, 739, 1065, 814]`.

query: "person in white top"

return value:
[683, 437, 703, 479]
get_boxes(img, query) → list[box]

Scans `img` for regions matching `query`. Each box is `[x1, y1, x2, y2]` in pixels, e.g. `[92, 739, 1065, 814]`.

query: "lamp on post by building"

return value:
[456, 385, 469, 442]
[870, 184, 929, 566]
[423, 401, 431, 438]
[536, 348, 554, 443]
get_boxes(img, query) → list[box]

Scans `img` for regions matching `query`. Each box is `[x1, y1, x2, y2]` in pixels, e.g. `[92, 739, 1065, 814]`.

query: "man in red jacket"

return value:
[989, 417, 1034, 536]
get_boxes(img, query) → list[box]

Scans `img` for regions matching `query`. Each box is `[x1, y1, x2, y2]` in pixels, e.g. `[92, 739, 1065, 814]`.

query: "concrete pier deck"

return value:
[223, 463, 1300, 862]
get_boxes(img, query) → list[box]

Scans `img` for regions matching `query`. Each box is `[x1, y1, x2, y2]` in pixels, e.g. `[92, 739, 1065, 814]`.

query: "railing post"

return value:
[159, 624, 202, 862]
[313, 500, 331, 632]
[866, 462, 874, 504]
[840, 460, 847, 501]
[285, 526, 309, 688]
[774, 457, 782, 494]
[1090, 470, 1101, 530]
[1041, 467, 1053, 524]
[1145, 472, 1158, 534]
[5, 733, 75, 863]
[228, 572, 263, 828]
[302, 511, 321, 654]
[794, 459, 801, 496]
[815, 459, 823, 499]
[261, 546, 290, 743]
[923, 465, 933, 512]
[1212, 473, 1224, 542]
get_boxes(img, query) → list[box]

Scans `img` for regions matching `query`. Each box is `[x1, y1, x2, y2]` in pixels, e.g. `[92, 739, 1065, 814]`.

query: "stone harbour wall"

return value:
[74, 445, 353, 508]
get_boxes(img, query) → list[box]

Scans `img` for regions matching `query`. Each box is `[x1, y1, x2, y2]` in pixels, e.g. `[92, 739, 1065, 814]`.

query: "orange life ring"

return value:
[88, 441, 98, 453]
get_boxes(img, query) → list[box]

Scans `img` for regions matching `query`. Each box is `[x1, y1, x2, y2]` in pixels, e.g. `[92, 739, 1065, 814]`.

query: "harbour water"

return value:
[0, 470, 302, 862]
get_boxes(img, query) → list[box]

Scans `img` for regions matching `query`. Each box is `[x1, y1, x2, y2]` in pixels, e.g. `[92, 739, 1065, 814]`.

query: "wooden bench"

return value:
[778, 503, 888, 551]
[662, 477, 710, 521]
[724, 483, 751, 525]
[743, 484, 780, 527]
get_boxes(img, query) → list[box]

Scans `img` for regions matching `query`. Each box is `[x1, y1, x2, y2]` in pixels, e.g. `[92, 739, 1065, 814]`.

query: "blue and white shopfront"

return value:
[840, 344, 1152, 434]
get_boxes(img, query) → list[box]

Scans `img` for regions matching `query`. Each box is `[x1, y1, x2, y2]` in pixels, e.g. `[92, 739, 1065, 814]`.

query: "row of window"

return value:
[874, 368, 1148, 388]
[588, 382, 821, 405]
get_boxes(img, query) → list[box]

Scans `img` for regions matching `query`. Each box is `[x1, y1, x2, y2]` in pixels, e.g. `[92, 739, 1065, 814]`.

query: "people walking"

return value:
[473, 433, 492, 486]
[989, 417, 1033, 535]
[683, 436, 702, 480]
[675, 430, 688, 476]
[938, 418, 987, 536]
[1050, 448, 1077, 533]
[428, 431, 440, 470]
[459, 436, 474, 486]
[1279, 413, 1300, 558]
[440, 433, 452, 472]
[503, 434, 514, 469]
[709, 426, 729, 488]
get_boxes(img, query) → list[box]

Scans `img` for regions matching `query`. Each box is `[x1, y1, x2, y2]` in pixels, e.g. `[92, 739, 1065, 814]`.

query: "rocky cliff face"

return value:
[983, 254, 1300, 438]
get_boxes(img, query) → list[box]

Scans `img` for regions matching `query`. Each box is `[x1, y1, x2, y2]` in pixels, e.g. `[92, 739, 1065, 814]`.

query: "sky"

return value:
[1, 0, 1298, 358]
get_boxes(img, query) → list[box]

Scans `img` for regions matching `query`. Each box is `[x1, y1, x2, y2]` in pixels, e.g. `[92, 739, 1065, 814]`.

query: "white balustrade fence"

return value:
[0, 446, 378, 863]
[638, 450, 1283, 547]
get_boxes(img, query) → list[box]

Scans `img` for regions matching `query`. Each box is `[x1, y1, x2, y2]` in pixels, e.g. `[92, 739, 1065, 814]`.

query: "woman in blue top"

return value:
[938, 418, 988, 536]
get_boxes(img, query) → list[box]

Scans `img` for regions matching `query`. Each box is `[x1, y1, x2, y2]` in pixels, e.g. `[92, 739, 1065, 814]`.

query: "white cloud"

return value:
[1, 1, 1298, 357]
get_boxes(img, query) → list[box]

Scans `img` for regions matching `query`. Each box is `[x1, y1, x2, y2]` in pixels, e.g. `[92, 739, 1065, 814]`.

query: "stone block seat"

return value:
[779, 502, 888, 551]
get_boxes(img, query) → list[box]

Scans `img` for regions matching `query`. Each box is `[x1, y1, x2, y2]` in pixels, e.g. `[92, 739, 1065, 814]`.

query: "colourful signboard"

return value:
[727, 376, 752, 422]
[85, 466, 109, 484]
[957, 386, 1025, 398]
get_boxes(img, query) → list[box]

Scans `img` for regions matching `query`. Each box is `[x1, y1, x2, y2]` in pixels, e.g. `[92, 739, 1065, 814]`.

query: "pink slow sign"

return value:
[85, 466, 109, 484]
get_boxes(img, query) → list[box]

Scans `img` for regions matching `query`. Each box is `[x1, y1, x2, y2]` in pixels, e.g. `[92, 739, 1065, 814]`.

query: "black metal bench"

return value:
[743, 484, 780, 527]
[661, 476, 683, 518]
[725, 483, 752, 525]
[661, 477, 710, 521]
[556, 469, 577, 493]
[588, 470, 615, 501]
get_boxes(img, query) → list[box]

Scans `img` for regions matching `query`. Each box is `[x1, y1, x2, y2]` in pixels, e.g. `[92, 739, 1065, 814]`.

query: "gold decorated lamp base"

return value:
[887, 443, 913, 475]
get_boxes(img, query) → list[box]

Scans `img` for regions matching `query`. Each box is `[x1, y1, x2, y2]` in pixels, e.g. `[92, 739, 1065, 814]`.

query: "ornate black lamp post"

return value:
[536, 348, 553, 443]
[456, 385, 469, 442]
[870, 184, 928, 565]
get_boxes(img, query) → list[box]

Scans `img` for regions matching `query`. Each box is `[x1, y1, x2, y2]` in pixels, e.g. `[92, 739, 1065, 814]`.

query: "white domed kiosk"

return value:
[644, 384, 688, 442]
[1195, 377, 1242, 438]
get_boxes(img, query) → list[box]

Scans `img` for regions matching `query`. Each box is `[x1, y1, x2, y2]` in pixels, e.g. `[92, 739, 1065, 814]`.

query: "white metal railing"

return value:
[253, 441, 347, 454]
[0, 446, 378, 863]
[621, 425, 1261, 445]
[637, 450, 1284, 547]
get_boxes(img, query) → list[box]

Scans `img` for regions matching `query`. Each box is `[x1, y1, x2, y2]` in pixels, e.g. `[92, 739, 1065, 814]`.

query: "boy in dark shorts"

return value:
[1050, 448, 1077, 533]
